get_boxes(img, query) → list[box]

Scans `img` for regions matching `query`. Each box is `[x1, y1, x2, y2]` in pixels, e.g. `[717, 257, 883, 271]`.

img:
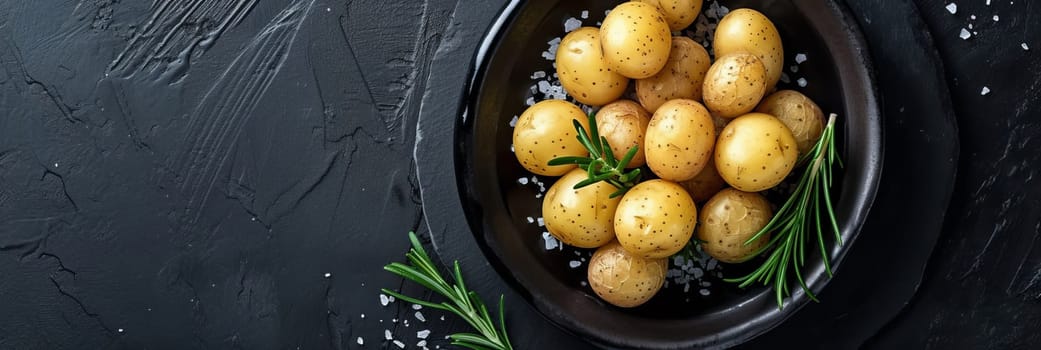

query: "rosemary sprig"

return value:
[724, 114, 842, 309]
[383, 232, 514, 350]
[548, 112, 642, 198]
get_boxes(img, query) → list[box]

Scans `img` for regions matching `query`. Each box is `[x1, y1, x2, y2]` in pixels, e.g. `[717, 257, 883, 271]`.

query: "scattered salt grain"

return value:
[418, 340, 428, 347]
[790, 65, 799, 73]
[981, 86, 990, 95]
[361, 314, 366, 318]
[418, 330, 431, 339]
[580, 281, 588, 287]
[542, 232, 560, 250]
[1022, 43, 1030, 50]
[415, 311, 426, 322]
[986, 0, 991, 5]
[564, 17, 582, 32]
[508, 115, 518, 127]
[385, 330, 393, 340]
[581, 10, 589, 19]
[440, 316, 446, 321]
[945, 3, 957, 14]
[531, 71, 546, 79]
[412, 304, 422, 310]
[518, 177, 528, 185]
[569, 260, 582, 268]
[537, 217, 545, 227]
[699, 288, 711, 296]
[795, 53, 807, 64]
[118, 328, 124, 333]
[380, 294, 390, 306]
[959, 28, 971, 40]
[324, 273, 331, 278]
[993, 15, 999, 22]
[357, 337, 364, 345]
[968, 23, 974, 30]
[394, 340, 405, 349]
[797, 78, 808, 87]
[526, 216, 535, 223]
[780, 72, 791, 84]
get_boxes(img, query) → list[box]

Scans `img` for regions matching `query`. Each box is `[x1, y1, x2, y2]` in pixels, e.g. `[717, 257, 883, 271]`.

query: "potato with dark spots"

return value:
[644, 99, 716, 182]
[715, 113, 798, 192]
[588, 241, 667, 308]
[595, 100, 652, 168]
[512, 100, 590, 176]
[678, 157, 726, 203]
[697, 188, 772, 263]
[756, 90, 825, 155]
[702, 52, 769, 118]
[614, 180, 697, 259]
[543, 168, 621, 248]
[713, 8, 785, 88]
[600, 2, 672, 79]
[636, 36, 712, 113]
[636, 0, 704, 32]
[556, 27, 630, 106]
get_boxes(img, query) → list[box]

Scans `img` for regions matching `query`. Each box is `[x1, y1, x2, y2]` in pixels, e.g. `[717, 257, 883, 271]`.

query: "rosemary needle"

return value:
[548, 112, 642, 198]
[383, 232, 514, 350]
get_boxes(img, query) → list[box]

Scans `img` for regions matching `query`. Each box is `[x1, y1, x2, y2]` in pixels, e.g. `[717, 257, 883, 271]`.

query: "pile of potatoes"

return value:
[512, 1, 826, 308]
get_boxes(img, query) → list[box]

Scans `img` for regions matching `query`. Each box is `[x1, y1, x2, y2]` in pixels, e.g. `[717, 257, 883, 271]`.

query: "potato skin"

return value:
[595, 100, 652, 168]
[588, 241, 667, 308]
[702, 52, 769, 118]
[600, 2, 672, 79]
[696, 188, 772, 263]
[636, 36, 712, 113]
[556, 27, 630, 106]
[756, 90, 825, 155]
[713, 8, 784, 88]
[513, 100, 590, 176]
[645, 99, 716, 182]
[678, 156, 726, 203]
[636, 0, 704, 31]
[714, 113, 798, 192]
[614, 180, 697, 259]
[542, 168, 621, 248]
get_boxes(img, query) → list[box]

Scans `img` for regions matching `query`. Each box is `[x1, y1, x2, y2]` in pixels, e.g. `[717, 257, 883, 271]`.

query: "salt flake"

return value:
[945, 3, 957, 14]
[959, 28, 971, 40]
[981, 86, 991, 95]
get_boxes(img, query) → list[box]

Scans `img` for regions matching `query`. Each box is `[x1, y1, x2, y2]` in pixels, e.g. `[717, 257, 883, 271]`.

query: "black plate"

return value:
[430, 0, 884, 348]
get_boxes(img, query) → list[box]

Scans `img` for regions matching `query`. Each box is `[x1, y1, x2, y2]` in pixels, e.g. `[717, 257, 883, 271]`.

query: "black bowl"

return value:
[458, 0, 881, 348]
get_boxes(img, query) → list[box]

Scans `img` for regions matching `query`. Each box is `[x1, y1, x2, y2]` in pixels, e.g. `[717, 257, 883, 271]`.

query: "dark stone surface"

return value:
[0, 0, 1037, 349]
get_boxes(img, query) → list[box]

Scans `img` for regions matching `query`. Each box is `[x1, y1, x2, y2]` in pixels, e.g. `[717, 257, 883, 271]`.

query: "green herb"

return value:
[548, 112, 642, 198]
[724, 114, 842, 309]
[383, 232, 513, 350]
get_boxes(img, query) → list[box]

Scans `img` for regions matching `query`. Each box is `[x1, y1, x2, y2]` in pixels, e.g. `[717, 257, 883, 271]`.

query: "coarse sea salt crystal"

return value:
[418, 329, 431, 339]
[531, 71, 546, 79]
[518, 177, 529, 185]
[415, 311, 426, 322]
[508, 115, 518, 127]
[385, 330, 393, 340]
[380, 294, 390, 306]
[970, 15, 976, 20]
[699, 288, 711, 296]
[418, 340, 428, 347]
[981, 86, 991, 95]
[526, 216, 535, 223]
[581, 10, 589, 19]
[412, 304, 422, 310]
[1023, 43, 1030, 50]
[564, 17, 582, 32]
[394, 340, 405, 348]
[797, 78, 808, 87]
[569, 260, 582, 268]
[537, 217, 545, 226]
[945, 3, 957, 14]
[542, 232, 560, 250]
[993, 15, 1000, 22]
[780, 72, 791, 84]
[357, 337, 364, 345]
[795, 53, 807, 64]
[959, 28, 971, 40]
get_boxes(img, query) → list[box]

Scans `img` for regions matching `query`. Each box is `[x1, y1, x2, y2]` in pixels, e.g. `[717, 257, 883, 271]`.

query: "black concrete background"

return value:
[0, 0, 1037, 349]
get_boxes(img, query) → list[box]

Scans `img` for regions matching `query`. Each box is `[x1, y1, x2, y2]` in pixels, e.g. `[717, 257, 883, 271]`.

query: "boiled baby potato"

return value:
[756, 90, 825, 155]
[600, 2, 672, 79]
[636, 0, 703, 31]
[645, 99, 716, 181]
[588, 241, 667, 308]
[614, 179, 697, 259]
[702, 52, 769, 118]
[556, 27, 630, 106]
[512, 100, 590, 176]
[678, 157, 726, 203]
[715, 113, 798, 192]
[543, 168, 621, 248]
[635, 36, 712, 113]
[697, 188, 772, 263]
[595, 100, 652, 168]
[713, 8, 784, 88]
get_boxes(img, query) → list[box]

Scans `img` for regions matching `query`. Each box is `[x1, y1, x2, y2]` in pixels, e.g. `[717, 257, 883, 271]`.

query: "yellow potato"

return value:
[556, 27, 630, 106]
[715, 113, 798, 192]
[542, 168, 621, 248]
[645, 99, 716, 182]
[512, 100, 590, 176]
[588, 241, 667, 308]
[678, 157, 726, 203]
[600, 2, 672, 79]
[635, 36, 712, 113]
[636, 0, 703, 31]
[697, 188, 772, 263]
[702, 52, 769, 118]
[595, 100, 652, 168]
[713, 8, 784, 88]
[756, 90, 825, 155]
[614, 180, 697, 259]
